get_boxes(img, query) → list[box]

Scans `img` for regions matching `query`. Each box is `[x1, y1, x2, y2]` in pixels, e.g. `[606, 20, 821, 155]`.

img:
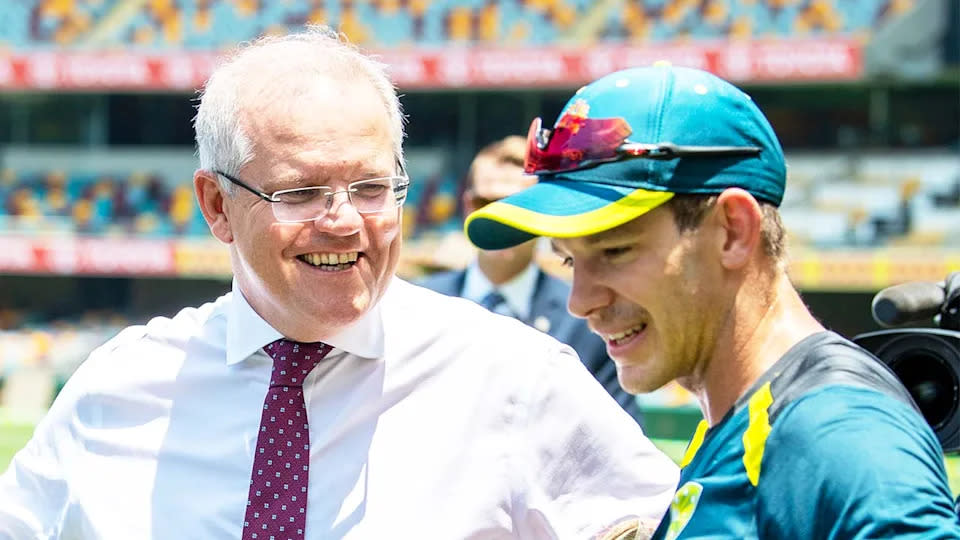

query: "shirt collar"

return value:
[226, 279, 386, 366]
[462, 261, 539, 321]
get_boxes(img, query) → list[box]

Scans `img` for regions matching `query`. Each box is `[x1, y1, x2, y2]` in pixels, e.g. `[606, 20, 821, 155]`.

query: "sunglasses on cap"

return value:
[524, 109, 763, 176]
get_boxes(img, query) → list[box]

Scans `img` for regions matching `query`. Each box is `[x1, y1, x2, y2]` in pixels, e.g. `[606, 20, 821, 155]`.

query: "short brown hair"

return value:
[465, 135, 526, 191]
[665, 194, 786, 263]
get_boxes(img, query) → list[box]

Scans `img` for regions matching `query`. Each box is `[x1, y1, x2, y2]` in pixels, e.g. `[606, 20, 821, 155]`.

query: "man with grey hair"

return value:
[0, 27, 678, 539]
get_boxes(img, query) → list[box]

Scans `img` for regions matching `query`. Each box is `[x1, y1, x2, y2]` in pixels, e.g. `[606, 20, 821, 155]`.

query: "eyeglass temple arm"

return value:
[214, 170, 277, 202]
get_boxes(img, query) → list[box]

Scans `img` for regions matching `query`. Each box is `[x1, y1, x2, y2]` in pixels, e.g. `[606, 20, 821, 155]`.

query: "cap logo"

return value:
[563, 98, 589, 118]
[558, 99, 590, 133]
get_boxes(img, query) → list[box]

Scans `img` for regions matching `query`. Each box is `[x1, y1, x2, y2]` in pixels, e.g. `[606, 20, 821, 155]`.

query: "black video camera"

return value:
[853, 272, 960, 454]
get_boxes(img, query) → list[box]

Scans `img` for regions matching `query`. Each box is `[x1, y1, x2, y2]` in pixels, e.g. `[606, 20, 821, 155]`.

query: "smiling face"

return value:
[198, 75, 402, 342]
[552, 204, 728, 394]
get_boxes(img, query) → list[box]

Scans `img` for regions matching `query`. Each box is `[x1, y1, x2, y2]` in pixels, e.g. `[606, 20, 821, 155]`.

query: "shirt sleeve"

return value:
[0, 375, 81, 538]
[511, 341, 679, 539]
[757, 385, 960, 539]
[0, 330, 127, 539]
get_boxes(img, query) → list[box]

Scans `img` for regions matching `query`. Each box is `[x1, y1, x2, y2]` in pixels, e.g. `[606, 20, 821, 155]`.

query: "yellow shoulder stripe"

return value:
[679, 419, 710, 468]
[741, 381, 774, 487]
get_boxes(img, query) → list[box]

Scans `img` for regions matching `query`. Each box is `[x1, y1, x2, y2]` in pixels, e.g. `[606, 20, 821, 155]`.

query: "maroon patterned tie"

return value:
[242, 339, 332, 540]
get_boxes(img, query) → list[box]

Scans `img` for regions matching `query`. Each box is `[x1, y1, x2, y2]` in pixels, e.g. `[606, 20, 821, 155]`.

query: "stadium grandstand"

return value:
[0, 0, 957, 432]
[0, 0, 929, 48]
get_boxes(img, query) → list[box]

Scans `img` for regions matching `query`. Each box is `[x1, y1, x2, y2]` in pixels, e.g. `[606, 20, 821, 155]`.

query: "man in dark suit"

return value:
[418, 136, 642, 423]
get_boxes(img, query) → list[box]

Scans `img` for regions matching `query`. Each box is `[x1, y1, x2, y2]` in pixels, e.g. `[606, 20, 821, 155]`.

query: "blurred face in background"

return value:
[198, 74, 402, 342]
[462, 154, 538, 281]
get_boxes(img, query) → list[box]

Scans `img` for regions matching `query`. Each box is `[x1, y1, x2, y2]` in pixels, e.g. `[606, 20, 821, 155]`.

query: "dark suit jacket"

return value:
[417, 267, 643, 424]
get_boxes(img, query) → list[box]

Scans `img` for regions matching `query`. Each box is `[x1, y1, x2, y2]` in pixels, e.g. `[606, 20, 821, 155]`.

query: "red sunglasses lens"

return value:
[524, 117, 545, 174]
[524, 113, 633, 175]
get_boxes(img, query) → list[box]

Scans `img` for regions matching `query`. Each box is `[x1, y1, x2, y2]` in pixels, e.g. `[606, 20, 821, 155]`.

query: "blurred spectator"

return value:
[414, 172, 462, 233]
[90, 178, 115, 228]
[71, 198, 94, 233]
[168, 184, 195, 234]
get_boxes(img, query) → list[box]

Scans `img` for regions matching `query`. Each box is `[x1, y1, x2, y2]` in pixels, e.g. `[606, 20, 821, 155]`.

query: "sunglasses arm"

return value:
[620, 142, 762, 160]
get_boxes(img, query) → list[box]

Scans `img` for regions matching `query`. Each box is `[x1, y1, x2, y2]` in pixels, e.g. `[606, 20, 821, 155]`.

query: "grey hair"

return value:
[193, 25, 407, 193]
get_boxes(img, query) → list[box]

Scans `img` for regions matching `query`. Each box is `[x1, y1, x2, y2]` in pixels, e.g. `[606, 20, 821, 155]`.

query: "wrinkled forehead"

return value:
[238, 79, 395, 175]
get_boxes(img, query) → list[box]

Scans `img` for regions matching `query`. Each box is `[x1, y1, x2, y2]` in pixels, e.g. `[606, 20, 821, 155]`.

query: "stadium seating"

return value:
[1, 169, 207, 236]
[778, 152, 960, 248]
[0, 0, 913, 48]
[0, 164, 461, 238]
[3, 150, 958, 246]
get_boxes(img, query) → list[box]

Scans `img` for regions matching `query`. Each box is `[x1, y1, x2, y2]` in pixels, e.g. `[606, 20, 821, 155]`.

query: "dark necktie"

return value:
[480, 290, 507, 312]
[480, 290, 518, 319]
[242, 339, 332, 540]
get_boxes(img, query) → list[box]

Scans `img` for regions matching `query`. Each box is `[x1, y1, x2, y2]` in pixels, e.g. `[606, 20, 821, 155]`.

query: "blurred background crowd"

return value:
[0, 0, 957, 427]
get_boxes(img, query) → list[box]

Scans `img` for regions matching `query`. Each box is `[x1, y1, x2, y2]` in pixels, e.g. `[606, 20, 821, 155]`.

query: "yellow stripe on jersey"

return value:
[680, 419, 710, 469]
[742, 381, 774, 487]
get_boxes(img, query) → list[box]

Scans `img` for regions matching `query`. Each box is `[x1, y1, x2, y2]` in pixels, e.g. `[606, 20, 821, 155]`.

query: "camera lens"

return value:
[854, 329, 960, 451]
[889, 351, 956, 428]
[875, 334, 960, 430]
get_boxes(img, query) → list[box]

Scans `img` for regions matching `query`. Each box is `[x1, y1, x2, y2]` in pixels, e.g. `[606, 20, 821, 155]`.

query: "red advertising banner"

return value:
[0, 236, 177, 276]
[0, 39, 862, 91]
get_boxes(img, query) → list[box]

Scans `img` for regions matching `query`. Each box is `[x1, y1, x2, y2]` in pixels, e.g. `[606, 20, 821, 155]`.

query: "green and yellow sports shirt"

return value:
[653, 331, 960, 539]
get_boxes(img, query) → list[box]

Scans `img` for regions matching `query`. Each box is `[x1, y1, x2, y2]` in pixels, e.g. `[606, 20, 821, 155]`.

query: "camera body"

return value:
[853, 328, 960, 453]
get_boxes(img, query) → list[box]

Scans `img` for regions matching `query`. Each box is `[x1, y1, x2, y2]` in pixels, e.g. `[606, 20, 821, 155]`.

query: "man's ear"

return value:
[194, 170, 234, 244]
[713, 188, 762, 270]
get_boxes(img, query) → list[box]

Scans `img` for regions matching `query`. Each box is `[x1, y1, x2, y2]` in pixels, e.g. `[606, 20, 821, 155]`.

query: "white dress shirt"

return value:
[462, 261, 539, 321]
[0, 278, 678, 539]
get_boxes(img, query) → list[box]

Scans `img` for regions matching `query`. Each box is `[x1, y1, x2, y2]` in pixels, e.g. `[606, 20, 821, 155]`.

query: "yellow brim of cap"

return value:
[465, 187, 675, 249]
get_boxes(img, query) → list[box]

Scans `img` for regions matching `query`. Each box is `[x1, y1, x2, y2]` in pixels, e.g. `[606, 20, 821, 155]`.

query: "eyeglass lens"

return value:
[272, 177, 406, 223]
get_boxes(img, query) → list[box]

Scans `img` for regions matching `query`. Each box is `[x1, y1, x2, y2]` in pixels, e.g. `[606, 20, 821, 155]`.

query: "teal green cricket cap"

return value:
[465, 65, 787, 250]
